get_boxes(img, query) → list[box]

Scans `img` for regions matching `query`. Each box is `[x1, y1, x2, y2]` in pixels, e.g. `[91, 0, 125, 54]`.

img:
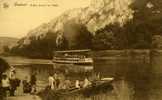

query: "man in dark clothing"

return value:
[30, 73, 37, 94]
[9, 70, 20, 96]
[9, 79, 17, 96]
[10, 76, 20, 96]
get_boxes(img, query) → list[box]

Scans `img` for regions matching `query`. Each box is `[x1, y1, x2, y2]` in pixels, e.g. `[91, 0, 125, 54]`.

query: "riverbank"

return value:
[7, 95, 41, 100]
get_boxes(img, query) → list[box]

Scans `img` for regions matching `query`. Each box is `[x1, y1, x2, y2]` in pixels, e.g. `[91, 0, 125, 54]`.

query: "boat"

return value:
[53, 49, 93, 65]
[52, 49, 94, 72]
[38, 78, 114, 99]
[58, 77, 114, 96]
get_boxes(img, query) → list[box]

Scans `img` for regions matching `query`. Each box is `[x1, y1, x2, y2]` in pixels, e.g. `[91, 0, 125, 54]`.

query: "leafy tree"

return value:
[63, 21, 93, 49]
[3, 45, 10, 52]
[0, 58, 10, 75]
[10, 31, 58, 59]
[93, 30, 116, 50]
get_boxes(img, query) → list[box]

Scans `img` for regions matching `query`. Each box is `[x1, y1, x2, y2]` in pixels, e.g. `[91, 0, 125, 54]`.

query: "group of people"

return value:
[22, 73, 37, 94]
[48, 72, 69, 90]
[0, 67, 37, 97]
[75, 78, 92, 89]
[0, 67, 20, 97]
[48, 72, 92, 90]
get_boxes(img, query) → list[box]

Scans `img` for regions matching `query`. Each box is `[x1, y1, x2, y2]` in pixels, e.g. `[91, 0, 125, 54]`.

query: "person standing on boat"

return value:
[48, 74, 54, 90]
[64, 78, 71, 89]
[83, 77, 91, 88]
[53, 73, 59, 89]
[75, 80, 80, 89]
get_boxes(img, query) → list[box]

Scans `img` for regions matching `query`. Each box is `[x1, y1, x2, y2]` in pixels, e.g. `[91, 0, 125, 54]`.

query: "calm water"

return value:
[5, 50, 162, 100]
[93, 50, 162, 100]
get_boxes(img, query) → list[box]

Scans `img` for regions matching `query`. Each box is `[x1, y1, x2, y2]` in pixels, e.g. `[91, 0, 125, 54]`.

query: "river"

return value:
[2, 50, 162, 100]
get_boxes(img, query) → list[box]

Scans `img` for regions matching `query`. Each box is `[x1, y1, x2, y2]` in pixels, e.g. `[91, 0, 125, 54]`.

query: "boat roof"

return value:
[54, 49, 91, 53]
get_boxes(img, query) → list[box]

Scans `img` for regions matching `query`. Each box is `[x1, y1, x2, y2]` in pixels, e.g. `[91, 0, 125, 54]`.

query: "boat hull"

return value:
[52, 58, 93, 65]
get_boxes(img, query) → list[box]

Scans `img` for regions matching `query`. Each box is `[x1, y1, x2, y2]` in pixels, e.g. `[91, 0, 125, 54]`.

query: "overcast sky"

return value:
[0, 0, 90, 38]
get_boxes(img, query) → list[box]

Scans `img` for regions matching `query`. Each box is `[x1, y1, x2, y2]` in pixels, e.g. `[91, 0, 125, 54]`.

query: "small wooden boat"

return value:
[38, 78, 114, 99]
[59, 78, 114, 96]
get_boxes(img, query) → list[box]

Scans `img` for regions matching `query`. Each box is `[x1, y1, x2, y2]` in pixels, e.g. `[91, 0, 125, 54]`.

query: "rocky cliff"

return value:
[11, 0, 162, 58]
[21, 0, 134, 46]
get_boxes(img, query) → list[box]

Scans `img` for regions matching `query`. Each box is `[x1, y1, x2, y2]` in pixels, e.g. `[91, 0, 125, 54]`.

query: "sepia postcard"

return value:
[0, 0, 162, 100]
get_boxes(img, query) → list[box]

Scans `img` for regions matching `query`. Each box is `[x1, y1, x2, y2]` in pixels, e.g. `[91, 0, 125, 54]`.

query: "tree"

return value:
[93, 31, 116, 50]
[0, 58, 10, 75]
[3, 45, 10, 52]
[63, 20, 93, 49]
[10, 31, 59, 59]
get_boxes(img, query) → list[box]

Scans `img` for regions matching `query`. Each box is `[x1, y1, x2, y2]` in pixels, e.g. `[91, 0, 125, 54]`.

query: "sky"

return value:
[0, 0, 91, 38]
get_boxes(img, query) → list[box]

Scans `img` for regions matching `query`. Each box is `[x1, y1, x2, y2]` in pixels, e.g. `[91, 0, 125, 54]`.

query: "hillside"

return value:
[19, 0, 134, 46]
[0, 37, 18, 53]
[10, 0, 162, 58]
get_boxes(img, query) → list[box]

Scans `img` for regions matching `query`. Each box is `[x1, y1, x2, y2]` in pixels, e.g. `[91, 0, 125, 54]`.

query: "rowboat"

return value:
[38, 78, 114, 99]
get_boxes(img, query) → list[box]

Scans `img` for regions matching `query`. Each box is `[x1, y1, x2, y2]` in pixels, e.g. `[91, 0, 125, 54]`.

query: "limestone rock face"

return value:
[20, 0, 134, 46]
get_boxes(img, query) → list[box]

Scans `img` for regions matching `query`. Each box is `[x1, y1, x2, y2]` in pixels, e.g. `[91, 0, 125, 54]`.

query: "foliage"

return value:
[63, 21, 93, 50]
[93, 27, 117, 50]
[0, 58, 10, 74]
[3, 45, 10, 52]
[92, 0, 162, 50]
[10, 23, 93, 59]
[10, 31, 58, 59]
[9, 0, 162, 58]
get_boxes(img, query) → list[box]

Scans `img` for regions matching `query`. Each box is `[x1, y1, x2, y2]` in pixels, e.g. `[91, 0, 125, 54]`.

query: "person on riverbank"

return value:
[30, 73, 37, 94]
[1, 74, 10, 97]
[9, 70, 21, 96]
[9, 67, 21, 96]
[23, 76, 31, 93]
[9, 66, 15, 79]
[9, 71, 16, 96]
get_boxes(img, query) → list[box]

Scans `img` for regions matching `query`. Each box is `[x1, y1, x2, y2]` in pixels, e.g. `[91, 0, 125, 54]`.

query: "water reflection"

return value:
[94, 50, 153, 100]
[10, 50, 162, 100]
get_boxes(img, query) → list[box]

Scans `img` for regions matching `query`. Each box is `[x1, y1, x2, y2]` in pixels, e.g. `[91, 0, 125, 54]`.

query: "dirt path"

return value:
[7, 95, 42, 100]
